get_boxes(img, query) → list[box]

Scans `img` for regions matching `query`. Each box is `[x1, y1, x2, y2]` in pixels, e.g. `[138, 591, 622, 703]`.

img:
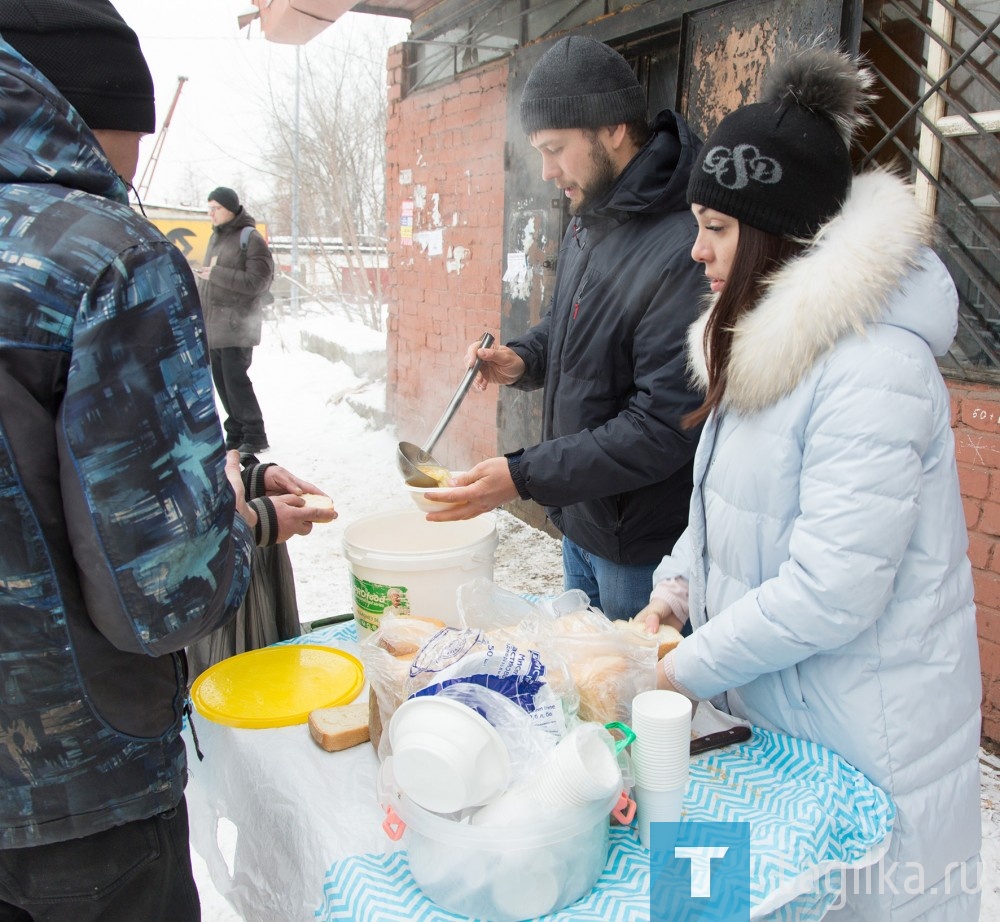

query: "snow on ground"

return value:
[193, 308, 564, 920]
[194, 309, 1000, 920]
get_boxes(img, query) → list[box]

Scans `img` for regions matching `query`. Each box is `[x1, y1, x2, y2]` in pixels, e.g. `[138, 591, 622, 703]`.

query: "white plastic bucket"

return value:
[382, 782, 620, 921]
[342, 509, 497, 637]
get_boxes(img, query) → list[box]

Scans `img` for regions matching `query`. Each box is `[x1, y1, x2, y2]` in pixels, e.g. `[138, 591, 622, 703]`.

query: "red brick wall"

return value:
[384, 46, 508, 471]
[949, 378, 1000, 743]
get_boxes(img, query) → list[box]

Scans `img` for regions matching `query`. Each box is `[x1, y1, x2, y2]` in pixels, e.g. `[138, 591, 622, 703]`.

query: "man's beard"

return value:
[569, 134, 618, 215]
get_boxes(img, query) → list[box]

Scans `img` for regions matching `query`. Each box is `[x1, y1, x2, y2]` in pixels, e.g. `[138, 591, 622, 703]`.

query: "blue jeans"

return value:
[562, 536, 659, 622]
[0, 798, 200, 922]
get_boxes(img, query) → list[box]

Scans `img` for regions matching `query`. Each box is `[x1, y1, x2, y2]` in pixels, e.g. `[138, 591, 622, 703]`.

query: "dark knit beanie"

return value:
[520, 36, 646, 135]
[0, 0, 155, 133]
[687, 46, 873, 238]
[208, 187, 240, 213]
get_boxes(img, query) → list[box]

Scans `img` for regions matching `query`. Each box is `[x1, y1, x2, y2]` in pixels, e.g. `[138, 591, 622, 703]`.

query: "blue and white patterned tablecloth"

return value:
[187, 620, 893, 922]
[311, 728, 892, 922]
[314, 829, 649, 921]
[285, 619, 359, 646]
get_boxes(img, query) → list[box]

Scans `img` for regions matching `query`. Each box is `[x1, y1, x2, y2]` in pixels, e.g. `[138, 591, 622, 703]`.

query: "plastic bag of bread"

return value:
[451, 580, 586, 711]
[359, 613, 447, 756]
[458, 579, 682, 727]
[400, 625, 576, 742]
[361, 603, 582, 760]
[540, 609, 682, 727]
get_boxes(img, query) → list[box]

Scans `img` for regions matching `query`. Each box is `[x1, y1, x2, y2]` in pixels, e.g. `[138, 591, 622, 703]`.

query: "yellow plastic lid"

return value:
[190, 644, 365, 729]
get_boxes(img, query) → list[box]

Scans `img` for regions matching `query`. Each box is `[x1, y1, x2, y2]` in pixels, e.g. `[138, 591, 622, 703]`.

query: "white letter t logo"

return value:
[674, 846, 729, 897]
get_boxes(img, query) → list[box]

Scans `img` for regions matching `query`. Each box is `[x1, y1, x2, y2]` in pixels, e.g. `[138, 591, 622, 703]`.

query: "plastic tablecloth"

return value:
[185, 621, 893, 922]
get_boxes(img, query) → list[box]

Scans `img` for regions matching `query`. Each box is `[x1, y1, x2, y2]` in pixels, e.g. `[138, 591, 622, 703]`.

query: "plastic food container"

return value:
[379, 762, 633, 921]
[342, 509, 497, 637]
[402, 483, 461, 513]
[388, 696, 512, 813]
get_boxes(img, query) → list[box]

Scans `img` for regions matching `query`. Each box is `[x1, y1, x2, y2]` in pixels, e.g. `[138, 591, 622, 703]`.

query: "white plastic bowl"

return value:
[388, 696, 511, 813]
[403, 483, 460, 513]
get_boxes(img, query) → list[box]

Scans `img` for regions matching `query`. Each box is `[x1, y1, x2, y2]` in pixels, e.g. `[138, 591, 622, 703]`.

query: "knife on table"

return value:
[689, 725, 752, 755]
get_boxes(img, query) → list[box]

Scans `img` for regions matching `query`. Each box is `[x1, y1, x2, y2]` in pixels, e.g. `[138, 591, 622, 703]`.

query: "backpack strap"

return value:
[239, 226, 254, 266]
[237, 226, 274, 303]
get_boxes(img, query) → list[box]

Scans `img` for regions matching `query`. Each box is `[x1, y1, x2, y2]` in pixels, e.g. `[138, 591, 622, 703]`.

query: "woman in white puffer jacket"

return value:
[640, 46, 982, 920]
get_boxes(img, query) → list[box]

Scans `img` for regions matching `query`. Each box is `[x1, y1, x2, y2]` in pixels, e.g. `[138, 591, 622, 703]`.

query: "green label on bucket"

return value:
[351, 575, 411, 634]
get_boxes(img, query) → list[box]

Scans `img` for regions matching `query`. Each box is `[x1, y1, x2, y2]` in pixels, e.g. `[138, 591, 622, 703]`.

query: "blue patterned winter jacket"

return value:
[0, 41, 253, 847]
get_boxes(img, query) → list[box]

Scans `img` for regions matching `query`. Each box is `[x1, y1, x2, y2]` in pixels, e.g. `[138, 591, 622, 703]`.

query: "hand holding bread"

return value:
[631, 598, 685, 636]
[269, 493, 337, 540]
[614, 617, 683, 659]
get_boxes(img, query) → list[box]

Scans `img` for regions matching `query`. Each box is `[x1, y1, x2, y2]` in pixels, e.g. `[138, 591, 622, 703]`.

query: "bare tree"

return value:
[261, 17, 399, 330]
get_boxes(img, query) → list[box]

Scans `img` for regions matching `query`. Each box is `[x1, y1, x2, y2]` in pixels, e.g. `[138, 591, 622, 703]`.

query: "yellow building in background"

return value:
[138, 205, 267, 267]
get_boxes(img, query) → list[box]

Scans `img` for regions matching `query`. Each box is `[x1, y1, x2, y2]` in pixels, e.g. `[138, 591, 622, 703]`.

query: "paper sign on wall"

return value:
[503, 252, 528, 282]
[401, 200, 413, 246]
[415, 228, 443, 256]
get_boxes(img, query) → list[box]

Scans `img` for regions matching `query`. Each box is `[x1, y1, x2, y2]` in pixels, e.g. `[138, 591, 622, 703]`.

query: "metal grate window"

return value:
[858, 0, 1000, 380]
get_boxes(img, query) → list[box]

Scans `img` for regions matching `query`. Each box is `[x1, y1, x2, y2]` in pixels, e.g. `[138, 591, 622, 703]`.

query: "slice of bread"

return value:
[300, 493, 334, 510]
[308, 696, 370, 752]
[368, 686, 384, 753]
[375, 615, 446, 658]
[614, 620, 684, 659]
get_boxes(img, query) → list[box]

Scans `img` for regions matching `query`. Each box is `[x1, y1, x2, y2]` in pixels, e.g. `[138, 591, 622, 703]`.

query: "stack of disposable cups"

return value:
[528, 722, 621, 806]
[630, 690, 692, 848]
[471, 723, 621, 827]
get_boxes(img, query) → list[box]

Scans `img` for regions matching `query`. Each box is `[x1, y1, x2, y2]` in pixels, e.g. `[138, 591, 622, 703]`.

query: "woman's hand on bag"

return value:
[633, 598, 684, 635]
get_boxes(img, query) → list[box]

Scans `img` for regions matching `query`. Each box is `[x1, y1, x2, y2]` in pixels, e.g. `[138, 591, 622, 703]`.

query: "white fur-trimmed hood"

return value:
[687, 170, 941, 414]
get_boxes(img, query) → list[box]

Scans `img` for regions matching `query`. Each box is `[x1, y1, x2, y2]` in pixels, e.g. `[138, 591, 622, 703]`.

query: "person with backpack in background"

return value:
[196, 186, 273, 455]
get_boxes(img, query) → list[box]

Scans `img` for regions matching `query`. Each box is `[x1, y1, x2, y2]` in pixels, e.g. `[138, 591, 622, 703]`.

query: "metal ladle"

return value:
[397, 331, 495, 488]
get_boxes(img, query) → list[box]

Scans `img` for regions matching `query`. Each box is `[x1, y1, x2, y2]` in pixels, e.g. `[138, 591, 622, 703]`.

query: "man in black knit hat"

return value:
[431, 36, 706, 626]
[196, 185, 275, 455]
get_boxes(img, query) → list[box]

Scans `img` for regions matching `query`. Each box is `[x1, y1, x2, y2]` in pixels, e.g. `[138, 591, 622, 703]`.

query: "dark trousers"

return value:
[0, 798, 200, 922]
[210, 346, 266, 448]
